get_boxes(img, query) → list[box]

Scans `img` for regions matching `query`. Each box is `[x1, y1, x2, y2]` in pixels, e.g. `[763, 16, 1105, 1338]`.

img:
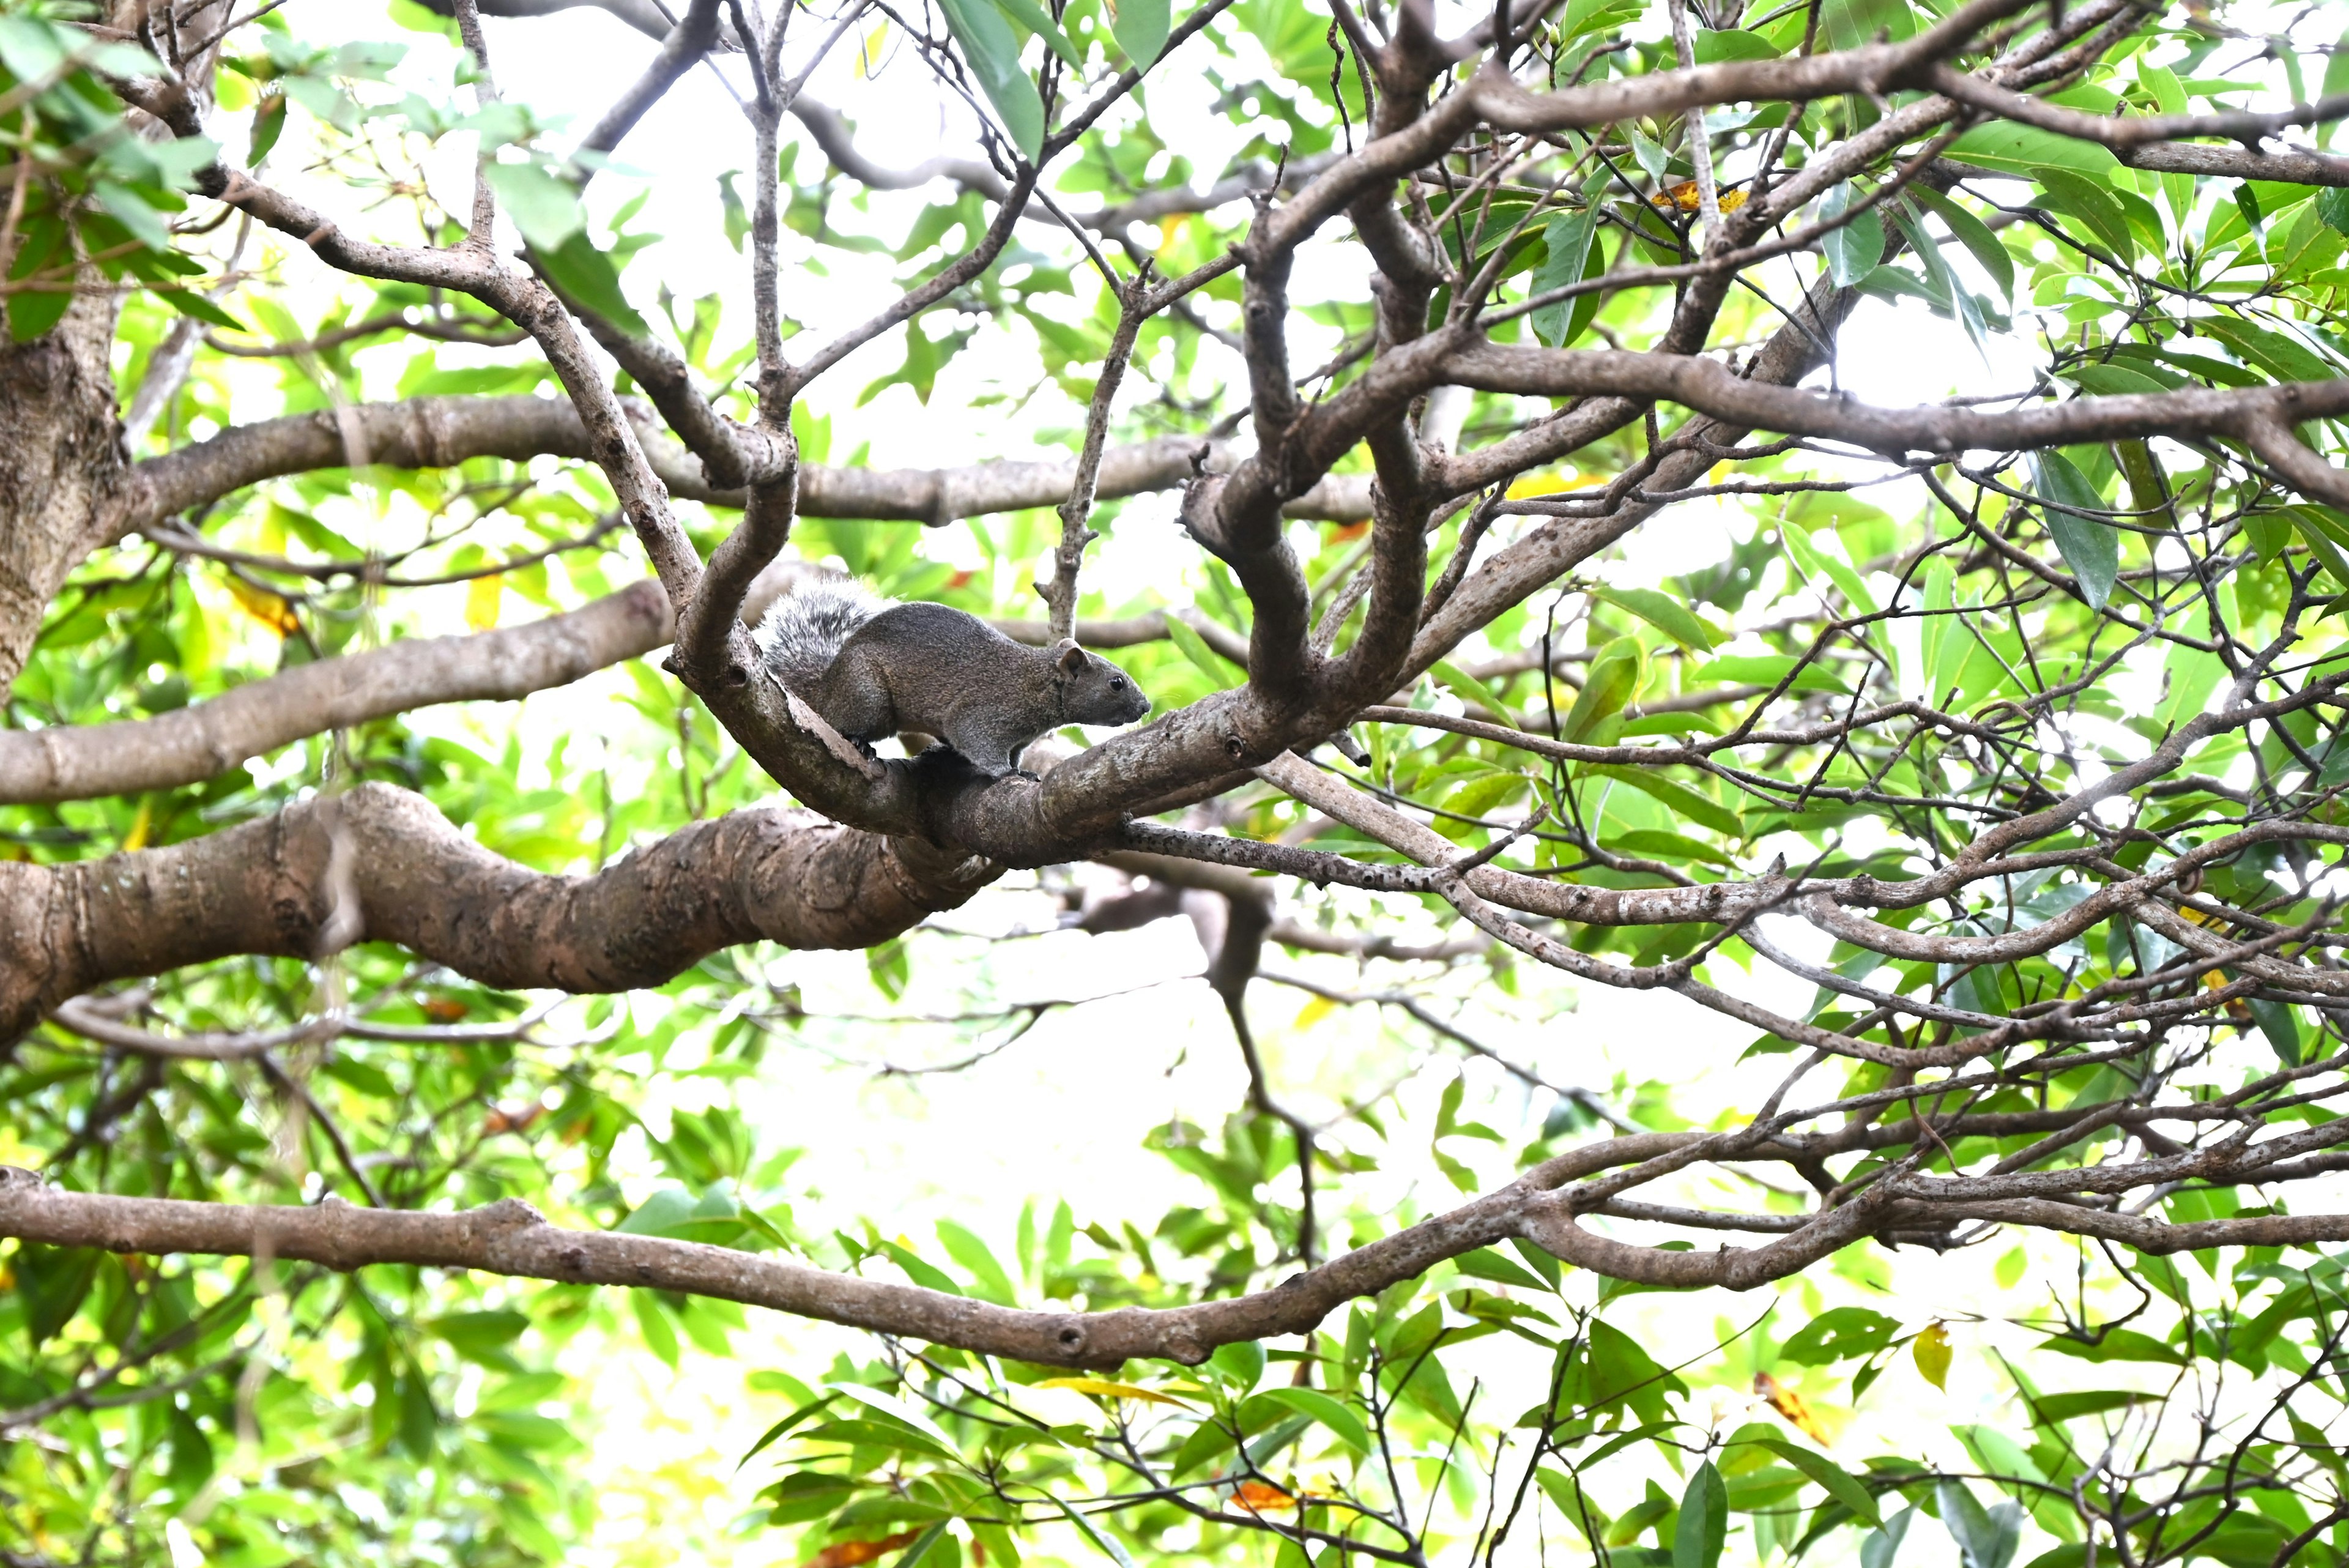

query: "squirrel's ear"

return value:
[1053, 639, 1088, 676]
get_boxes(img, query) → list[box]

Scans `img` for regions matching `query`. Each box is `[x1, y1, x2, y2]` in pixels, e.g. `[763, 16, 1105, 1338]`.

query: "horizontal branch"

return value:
[111, 396, 1372, 547]
[0, 1134, 1680, 1367]
[1925, 63, 2349, 158]
[0, 784, 995, 1044]
[2119, 141, 2349, 186]
[1441, 343, 2349, 463]
[0, 581, 672, 805]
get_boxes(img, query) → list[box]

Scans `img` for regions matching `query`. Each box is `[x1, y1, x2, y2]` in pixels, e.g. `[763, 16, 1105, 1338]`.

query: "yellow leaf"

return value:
[1292, 995, 1336, 1031]
[225, 574, 300, 636]
[857, 20, 888, 77]
[121, 797, 152, 853]
[1913, 1320, 1952, 1390]
[1154, 211, 1190, 261]
[1506, 470, 1609, 499]
[1033, 1376, 1195, 1408]
[466, 574, 504, 633]
[1231, 1480, 1296, 1513]
[1754, 1372, 1834, 1444]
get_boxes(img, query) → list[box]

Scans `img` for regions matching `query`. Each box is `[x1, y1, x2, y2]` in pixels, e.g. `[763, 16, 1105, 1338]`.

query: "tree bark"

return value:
[0, 783, 997, 1043]
[0, 293, 127, 693]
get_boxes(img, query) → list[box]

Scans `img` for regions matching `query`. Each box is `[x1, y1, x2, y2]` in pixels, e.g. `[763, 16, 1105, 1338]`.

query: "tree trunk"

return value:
[0, 292, 127, 694]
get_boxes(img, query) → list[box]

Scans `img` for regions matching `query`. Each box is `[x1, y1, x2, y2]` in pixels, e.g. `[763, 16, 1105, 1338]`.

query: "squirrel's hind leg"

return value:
[815, 647, 900, 746]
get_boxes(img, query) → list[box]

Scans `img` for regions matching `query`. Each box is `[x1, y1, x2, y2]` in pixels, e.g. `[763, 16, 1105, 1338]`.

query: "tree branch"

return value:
[109, 396, 1373, 549]
[0, 581, 672, 805]
[0, 783, 995, 1043]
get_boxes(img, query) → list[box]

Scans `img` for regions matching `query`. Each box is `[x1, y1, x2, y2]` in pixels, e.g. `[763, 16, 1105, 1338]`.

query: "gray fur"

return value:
[755, 581, 1151, 775]
[754, 577, 884, 692]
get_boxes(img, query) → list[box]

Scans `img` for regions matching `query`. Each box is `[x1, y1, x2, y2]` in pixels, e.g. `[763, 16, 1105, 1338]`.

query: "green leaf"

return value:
[2062, 362, 2170, 396]
[2198, 316, 2335, 385]
[1937, 1479, 2022, 1568]
[1818, 182, 1881, 287]
[935, 1219, 1019, 1302]
[1052, 1495, 1137, 1567]
[2323, 190, 2349, 239]
[877, 1239, 964, 1295]
[530, 230, 651, 336]
[1672, 1461, 1727, 1568]
[2249, 997, 2304, 1066]
[1433, 658, 1515, 723]
[1907, 185, 2014, 302]
[160, 289, 245, 331]
[1689, 653, 1849, 696]
[2030, 450, 2118, 611]
[2288, 505, 2349, 585]
[486, 160, 588, 251]
[2036, 1326, 2183, 1365]
[1946, 122, 2119, 177]
[1691, 29, 1778, 62]
[1531, 208, 1598, 347]
[1861, 1507, 1915, 1568]
[429, 1309, 530, 1367]
[248, 93, 288, 166]
[1779, 1306, 1901, 1365]
[1584, 765, 1740, 838]
[1750, 1438, 1880, 1525]
[1779, 524, 1879, 616]
[1453, 1246, 1556, 1293]
[2028, 1391, 2148, 1424]
[1163, 612, 1238, 686]
[897, 1523, 952, 1568]
[1589, 585, 1716, 650]
[2033, 169, 2133, 263]
[990, 0, 1083, 67]
[826, 1383, 962, 1457]
[935, 0, 1045, 160]
[616, 1186, 700, 1236]
[1249, 1386, 1370, 1454]
[18, 1245, 100, 1346]
[1107, 0, 1170, 67]
[1210, 1337, 1266, 1391]
[1559, 636, 1642, 744]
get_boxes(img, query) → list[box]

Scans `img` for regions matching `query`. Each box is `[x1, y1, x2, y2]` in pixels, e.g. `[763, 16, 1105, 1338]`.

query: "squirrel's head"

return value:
[1050, 640, 1151, 727]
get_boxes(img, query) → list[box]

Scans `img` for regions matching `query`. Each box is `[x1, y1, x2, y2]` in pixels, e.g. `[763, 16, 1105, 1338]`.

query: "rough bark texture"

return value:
[0, 783, 996, 1042]
[0, 293, 126, 693]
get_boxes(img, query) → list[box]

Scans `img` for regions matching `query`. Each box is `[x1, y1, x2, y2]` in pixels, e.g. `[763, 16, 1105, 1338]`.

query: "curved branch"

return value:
[110, 396, 1374, 546]
[0, 782, 995, 1043]
[0, 581, 672, 805]
[1923, 64, 2349, 158]
[1440, 345, 2349, 460]
[573, 0, 728, 173]
[0, 1133, 1682, 1368]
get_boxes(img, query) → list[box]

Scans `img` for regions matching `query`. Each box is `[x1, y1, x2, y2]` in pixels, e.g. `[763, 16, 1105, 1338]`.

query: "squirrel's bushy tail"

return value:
[754, 574, 882, 690]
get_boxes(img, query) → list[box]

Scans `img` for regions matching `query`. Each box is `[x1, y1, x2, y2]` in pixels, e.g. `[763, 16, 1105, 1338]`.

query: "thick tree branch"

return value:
[0, 783, 995, 1044]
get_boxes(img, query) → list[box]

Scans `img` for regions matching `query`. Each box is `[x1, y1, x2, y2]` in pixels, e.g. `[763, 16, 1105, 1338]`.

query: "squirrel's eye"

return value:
[1111, 676, 1127, 689]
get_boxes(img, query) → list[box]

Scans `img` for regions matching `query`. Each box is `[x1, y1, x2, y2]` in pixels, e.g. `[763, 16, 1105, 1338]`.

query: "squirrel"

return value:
[754, 576, 1152, 775]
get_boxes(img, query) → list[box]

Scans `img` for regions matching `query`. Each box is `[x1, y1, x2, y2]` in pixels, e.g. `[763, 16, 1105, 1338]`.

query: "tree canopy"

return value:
[6, 0, 2349, 1562]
